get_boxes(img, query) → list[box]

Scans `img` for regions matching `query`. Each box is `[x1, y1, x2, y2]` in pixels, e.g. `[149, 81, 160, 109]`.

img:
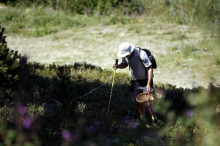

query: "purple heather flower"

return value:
[186, 110, 194, 118]
[62, 130, 71, 141]
[23, 117, 33, 129]
[123, 115, 130, 124]
[18, 105, 26, 116]
[130, 121, 138, 129]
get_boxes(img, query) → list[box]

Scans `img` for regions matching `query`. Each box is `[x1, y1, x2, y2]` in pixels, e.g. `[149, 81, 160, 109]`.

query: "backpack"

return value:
[137, 47, 157, 69]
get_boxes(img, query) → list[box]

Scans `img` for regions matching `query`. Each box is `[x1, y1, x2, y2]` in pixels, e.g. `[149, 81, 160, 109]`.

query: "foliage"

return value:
[0, 6, 98, 36]
[0, 0, 219, 36]
[0, 26, 22, 86]
[3, 0, 218, 23]
[162, 84, 220, 146]
[0, 0, 219, 145]
[0, 60, 220, 145]
[0, 51, 219, 145]
[3, 0, 147, 15]
[0, 0, 220, 142]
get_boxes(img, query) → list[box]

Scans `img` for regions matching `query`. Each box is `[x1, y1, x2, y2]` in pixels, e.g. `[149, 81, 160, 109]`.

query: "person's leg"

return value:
[147, 79, 158, 123]
[131, 80, 146, 120]
[137, 102, 145, 119]
[133, 91, 146, 119]
[136, 79, 149, 120]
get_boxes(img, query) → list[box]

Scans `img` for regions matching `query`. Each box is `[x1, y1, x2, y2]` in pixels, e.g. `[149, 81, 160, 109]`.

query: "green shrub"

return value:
[0, 26, 21, 86]
[1, 59, 219, 145]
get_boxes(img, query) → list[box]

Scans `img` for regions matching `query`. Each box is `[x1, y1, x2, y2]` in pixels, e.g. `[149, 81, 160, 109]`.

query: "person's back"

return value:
[122, 48, 151, 80]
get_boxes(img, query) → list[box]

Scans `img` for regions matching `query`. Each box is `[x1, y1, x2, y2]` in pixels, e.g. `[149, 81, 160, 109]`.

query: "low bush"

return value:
[0, 26, 23, 86]
[0, 60, 219, 145]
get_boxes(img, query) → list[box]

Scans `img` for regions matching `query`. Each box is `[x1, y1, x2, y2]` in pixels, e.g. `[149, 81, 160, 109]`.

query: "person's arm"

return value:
[113, 57, 128, 69]
[146, 66, 153, 92]
[113, 63, 128, 69]
[140, 49, 153, 92]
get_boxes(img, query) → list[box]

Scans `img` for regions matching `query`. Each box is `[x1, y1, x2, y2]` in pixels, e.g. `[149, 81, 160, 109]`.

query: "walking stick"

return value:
[107, 59, 118, 113]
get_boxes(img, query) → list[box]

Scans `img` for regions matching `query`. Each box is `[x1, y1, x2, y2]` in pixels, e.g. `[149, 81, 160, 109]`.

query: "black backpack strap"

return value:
[138, 47, 154, 70]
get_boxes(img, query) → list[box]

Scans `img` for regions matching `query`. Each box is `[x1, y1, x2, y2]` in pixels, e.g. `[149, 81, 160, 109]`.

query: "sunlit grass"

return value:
[0, 6, 99, 36]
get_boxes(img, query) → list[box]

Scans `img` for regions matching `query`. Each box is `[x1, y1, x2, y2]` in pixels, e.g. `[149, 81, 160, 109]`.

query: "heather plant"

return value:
[0, 104, 41, 145]
[0, 58, 219, 145]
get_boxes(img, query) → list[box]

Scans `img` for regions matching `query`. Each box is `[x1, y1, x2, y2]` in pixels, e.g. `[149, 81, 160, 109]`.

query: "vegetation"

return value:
[0, 0, 219, 36]
[0, 0, 220, 145]
[0, 26, 220, 145]
[0, 26, 22, 86]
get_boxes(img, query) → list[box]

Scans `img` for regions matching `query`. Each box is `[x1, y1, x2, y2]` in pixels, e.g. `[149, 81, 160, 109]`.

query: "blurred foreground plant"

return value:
[0, 104, 41, 145]
[163, 85, 220, 146]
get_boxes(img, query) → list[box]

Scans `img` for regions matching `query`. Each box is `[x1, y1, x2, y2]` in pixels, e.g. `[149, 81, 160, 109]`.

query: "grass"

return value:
[0, 6, 100, 36]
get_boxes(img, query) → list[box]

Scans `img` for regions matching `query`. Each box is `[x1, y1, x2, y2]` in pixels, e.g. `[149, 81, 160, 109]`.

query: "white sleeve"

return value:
[140, 50, 152, 68]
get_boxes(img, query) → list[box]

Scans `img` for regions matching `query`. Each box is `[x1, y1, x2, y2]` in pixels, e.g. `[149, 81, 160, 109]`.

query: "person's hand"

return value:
[113, 65, 118, 70]
[146, 84, 151, 93]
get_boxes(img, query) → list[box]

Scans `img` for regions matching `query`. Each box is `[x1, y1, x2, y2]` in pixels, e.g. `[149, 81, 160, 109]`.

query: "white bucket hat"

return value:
[117, 42, 135, 57]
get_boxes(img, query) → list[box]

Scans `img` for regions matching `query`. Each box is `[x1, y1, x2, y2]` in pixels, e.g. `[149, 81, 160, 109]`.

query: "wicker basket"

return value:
[136, 92, 154, 108]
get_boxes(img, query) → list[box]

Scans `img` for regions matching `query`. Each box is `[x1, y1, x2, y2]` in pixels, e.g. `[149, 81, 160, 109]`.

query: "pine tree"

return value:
[0, 26, 21, 86]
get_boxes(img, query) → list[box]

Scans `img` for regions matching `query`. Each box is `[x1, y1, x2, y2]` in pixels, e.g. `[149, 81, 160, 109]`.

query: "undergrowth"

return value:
[0, 0, 220, 144]
[0, 60, 219, 145]
[0, 29, 219, 144]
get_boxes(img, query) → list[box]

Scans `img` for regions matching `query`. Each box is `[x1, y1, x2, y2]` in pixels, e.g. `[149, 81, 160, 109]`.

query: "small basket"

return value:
[136, 92, 154, 108]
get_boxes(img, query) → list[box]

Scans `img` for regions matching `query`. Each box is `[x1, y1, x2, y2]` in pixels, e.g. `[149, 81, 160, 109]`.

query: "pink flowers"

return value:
[17, 105, 27, 116]
[23, 117, 33, 129]
[62, 130, 71, 141]
[17, 104, 34, 129]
